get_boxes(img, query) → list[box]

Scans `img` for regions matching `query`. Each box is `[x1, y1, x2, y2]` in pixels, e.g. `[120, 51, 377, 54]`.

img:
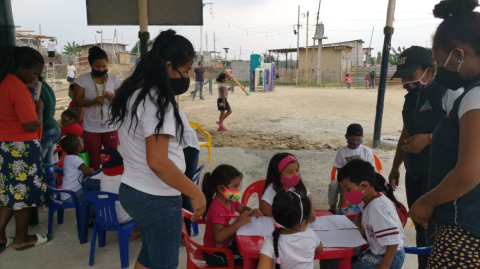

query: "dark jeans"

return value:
[203, 242, 243, 267]
[405, 173, 436, 269]
[182, 147, 199, 237]
[119, 183, 182, 269]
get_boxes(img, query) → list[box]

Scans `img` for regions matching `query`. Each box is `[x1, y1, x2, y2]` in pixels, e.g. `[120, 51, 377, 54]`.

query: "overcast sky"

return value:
[11, 0, 455, 60]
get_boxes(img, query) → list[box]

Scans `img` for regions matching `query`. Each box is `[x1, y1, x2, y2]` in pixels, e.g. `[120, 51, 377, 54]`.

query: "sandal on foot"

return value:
[217, 127, 228, 131]
[0, 237, 14, 254]
[216, 121, 223, 127]
[14, 234, 51, 251]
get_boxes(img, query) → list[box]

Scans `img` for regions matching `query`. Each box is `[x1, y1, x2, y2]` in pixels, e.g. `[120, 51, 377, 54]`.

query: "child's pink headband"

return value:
[278, 155, 297, 172]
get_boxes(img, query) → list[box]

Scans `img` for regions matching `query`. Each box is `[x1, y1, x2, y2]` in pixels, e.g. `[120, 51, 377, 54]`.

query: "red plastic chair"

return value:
[241, 180, 266, 205]
[181, 209, 242, 269]
[314, 210, 333, 217]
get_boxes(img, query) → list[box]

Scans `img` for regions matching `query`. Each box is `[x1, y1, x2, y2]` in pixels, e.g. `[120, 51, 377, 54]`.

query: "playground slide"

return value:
[216, 61, 250, 95]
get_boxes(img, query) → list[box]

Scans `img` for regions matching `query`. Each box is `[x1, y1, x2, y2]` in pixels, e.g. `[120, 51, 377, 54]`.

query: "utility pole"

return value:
[368, 26, 374, 65]
[201, 3, 214, 63]
[240, 46, 242, 60]
[0, 0, 16, 46]
[308, 0, 323, 86]
[373, 0, 396, 148]
[306, 11, 309, 86]
[205, 32, 208, 51]
[214, 31, 216, 55]
[296, 5, 300, 87]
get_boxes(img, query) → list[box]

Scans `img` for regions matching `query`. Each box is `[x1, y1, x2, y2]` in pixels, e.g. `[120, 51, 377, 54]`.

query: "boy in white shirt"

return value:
[60, 134, 94, 202]
[338, 159, 405, 269]
[328, 123, 375, 214]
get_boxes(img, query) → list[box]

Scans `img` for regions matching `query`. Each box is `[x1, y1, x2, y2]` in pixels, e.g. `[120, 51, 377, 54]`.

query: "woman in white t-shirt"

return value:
[108, 30, 206, 269]
[258, 191, 323, 269]
[73, 46, 122, 171]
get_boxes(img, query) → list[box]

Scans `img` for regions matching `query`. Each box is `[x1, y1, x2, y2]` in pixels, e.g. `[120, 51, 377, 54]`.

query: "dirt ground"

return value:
[40, 82, 420, 268]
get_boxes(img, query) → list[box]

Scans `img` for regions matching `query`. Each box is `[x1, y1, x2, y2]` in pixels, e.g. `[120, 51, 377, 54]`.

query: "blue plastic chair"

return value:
[404, 246, 432, 255]
[78, 169, 103, 244]
[44, 164, 83, 238]
[191, 164, 206, 236]
[85, 191, 136, 269]
[82, 169, 102, 192]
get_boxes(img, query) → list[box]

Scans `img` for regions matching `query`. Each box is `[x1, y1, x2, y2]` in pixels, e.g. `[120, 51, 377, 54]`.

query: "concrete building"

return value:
[79, 43, 128, 56]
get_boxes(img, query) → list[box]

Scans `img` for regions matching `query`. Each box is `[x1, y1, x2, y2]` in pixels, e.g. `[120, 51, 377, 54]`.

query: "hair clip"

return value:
[285, 188, 289, 193]
[273, 223, 282, 228]
[384, 181, 388, 188]
[276, 257, 283, 264]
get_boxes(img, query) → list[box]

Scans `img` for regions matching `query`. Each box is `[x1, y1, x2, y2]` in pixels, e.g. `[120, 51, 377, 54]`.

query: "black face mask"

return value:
[170, 68, 190, 96]
[435, 67, 464, 91]
[434, 50, 464, 91]
[92, 69, 108, 77]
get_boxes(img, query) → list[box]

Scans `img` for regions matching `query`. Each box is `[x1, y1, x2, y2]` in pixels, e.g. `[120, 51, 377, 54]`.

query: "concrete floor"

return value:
[2, 147, 418, 269]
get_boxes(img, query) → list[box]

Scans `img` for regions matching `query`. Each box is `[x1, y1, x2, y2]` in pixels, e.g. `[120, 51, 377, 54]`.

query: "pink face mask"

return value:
[280, 175, 301, 188]
[345, 181, 365, 205]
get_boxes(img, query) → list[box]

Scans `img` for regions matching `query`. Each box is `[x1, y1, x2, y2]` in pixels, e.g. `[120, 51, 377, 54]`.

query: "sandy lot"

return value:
[45, 80, 420, 268]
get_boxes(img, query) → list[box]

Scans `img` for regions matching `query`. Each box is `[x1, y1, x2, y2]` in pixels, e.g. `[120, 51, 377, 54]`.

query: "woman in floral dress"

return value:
[0, 46, 50, 253]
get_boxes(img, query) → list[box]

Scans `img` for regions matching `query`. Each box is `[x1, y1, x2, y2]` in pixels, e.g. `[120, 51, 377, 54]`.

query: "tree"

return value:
[63, 41, 81, 55]
[131, 40, 152, 54]
[389, 46, 406, 65]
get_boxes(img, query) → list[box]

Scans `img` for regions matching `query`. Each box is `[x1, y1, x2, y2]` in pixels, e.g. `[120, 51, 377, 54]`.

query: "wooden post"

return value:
[306, 11, 309, 86]
[138, 0, 150, 56]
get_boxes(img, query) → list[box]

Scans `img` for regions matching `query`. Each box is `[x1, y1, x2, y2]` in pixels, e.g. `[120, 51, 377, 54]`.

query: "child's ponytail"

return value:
[374, 173, 402, 209]
[273, 227, 281, 269]
[201, 172, 215, 214]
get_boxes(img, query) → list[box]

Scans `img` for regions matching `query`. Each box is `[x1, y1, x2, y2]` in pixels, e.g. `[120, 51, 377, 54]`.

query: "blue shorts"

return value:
[67, 77, 75, 83]
[353, 248, 405, 269]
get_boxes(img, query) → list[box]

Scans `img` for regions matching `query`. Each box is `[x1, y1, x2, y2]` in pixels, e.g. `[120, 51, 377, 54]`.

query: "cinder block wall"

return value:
[230, 60, 250, 81]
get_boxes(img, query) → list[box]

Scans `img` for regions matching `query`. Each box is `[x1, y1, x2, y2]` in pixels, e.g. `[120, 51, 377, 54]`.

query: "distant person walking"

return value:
[66, 61, 76, 85]
[345, 74, 352, 89]
[46, 39, 57, 63]
[370, 71, 376, 88]
[192, 61, 205, 100]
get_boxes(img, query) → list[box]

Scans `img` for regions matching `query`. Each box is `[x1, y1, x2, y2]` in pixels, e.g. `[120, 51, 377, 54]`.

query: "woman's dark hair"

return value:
[88, 46, 108, 65]
[108, 29, 195, 139]
[216, 73, 227, 82]
[271, 191, 312, 269]
[374, 173, 402, 209]
[346, 74, 350, 76]
[337, 159, 376, 186]
[433, 0, 480, 53]
[0, 45, 44, 83]
[263, 153, 307, 196]
[62, 109, 77, 122]
[69, 83, 75, 91]
[61, 134, 82, 155]
[201, 164, 243, 212]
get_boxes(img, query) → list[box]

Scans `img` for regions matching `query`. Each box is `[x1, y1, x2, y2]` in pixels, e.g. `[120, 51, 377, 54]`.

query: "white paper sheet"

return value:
[309, 215, 358, 231]
[237, 217, 275, 237]
[315, 230, 367, 248]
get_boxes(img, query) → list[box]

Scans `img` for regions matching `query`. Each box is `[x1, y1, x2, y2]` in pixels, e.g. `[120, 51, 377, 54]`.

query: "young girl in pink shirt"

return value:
[201, 164, 263, 267]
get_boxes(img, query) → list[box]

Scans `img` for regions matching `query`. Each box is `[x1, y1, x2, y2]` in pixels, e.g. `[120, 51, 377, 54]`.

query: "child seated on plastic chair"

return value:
[328, 124, 376, 215]
[338, 160, 405, 269]
[99, 147, 139, 239]
[60, 134, 94, 203]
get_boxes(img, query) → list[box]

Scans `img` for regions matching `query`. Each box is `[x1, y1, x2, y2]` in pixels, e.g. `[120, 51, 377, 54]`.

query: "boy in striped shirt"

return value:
[338, 159, 405, 269]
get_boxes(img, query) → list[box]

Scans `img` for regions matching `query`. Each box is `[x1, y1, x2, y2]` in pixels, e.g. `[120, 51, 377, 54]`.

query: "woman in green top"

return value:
[38, 75, 60, 165]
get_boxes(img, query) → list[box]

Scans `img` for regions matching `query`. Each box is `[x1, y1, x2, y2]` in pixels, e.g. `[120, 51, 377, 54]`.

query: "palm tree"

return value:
[63, 41, 81, 55]
[389, 46, 406, 65]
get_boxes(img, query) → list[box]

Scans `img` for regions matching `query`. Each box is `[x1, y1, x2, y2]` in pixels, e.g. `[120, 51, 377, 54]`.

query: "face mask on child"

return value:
[345, 181, 365, 205]
[221, 186, 241, 203]
[347, 139, 363, 149]
[280, 175, 301, 188]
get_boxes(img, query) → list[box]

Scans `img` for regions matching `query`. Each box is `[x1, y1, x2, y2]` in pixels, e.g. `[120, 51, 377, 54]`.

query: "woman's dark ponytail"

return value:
[273, 227, 281, 269]
[109, 29, 195, 141]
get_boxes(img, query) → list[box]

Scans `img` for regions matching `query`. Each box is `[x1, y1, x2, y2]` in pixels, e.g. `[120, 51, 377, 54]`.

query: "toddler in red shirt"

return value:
[61, 110, 83, 138]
